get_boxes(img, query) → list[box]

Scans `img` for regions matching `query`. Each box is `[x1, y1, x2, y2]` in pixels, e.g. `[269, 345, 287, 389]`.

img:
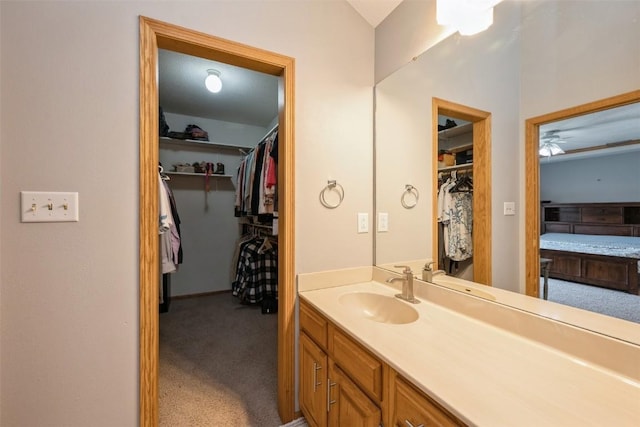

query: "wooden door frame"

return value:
[524, 90, 640, 297]
[139, 16, 296, 426]
[432, 98, 492, 285]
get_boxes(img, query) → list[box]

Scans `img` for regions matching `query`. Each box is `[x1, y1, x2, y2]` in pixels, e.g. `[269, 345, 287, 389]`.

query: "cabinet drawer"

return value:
[394, 377, 464, 427]
[328, 325, 383, 402]
[581, 207, 622, 224]
[300, 300, 328, 349]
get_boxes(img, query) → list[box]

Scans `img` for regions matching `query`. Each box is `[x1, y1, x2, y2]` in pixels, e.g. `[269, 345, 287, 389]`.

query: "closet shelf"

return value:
[160, 136, 252, 151]
[438, 163, 473, 172]
[437, 122, 473, 140]
[166, 171, 233, 178]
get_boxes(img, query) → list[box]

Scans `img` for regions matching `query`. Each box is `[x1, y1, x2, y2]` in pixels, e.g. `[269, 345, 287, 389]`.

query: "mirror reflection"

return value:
[374, 0, 640, 335]
[537, 103, 640, 324]
[436, 115, 474, 280]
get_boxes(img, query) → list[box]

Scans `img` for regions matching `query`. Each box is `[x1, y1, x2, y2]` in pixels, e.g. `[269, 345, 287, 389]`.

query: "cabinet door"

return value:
[394, 377, 464, 427]
[300, 333, 328, 427]
[328, 360, 381, 427]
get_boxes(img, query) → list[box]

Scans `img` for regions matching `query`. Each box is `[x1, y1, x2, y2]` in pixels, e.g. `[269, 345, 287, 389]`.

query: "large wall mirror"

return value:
[374, 0, 639, 343]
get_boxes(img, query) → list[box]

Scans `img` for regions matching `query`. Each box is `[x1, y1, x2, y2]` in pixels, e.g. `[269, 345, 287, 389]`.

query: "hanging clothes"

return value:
[235, 127, 278, 219]
[158, 167, 183, 305]
[159, 173, 176, 275]
[437, 172, 473, 265]
[231, 234, 278, 304]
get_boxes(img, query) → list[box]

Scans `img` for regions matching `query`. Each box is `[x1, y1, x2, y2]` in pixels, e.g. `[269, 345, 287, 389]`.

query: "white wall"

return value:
[540, 151, 640, 203]
[0, 1, 374, 425]
[374, 0, 454, 83]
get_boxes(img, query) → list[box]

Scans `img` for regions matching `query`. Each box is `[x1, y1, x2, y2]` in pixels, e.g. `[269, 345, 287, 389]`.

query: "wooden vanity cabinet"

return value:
[299, 299, 464, 427]
[300, 300, 382, 427]
[300, 333, 328, 427]
[328, 360, 381, 427]
[391, 375, 465, 427]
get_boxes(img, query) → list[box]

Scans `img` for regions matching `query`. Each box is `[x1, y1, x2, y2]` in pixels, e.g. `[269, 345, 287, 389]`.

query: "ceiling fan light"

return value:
[205, 69, 222, 93]
[539, 142, 565, 157]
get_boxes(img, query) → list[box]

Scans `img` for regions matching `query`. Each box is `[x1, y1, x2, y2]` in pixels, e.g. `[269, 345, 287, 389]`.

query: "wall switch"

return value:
[357, 213, 369, 233]
[378, 212, 389, 232]
[504, 202, 516, 216]
[21, 191, 79, 222]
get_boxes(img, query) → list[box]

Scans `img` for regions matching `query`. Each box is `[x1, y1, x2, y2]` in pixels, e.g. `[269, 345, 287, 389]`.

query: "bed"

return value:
[540, 202, 640, 294]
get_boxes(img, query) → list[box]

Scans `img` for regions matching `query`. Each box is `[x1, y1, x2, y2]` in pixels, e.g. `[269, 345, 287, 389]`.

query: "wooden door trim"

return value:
[139, 16, 296, 426]
[524, 90, 640, 297]
[432, 98, 492, 285]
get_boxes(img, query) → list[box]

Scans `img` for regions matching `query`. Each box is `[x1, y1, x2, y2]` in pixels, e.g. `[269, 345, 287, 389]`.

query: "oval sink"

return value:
[338, 292, 419, 324]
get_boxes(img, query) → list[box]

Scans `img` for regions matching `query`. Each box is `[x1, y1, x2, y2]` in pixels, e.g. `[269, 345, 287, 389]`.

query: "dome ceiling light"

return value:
[205, 69, 222, 93]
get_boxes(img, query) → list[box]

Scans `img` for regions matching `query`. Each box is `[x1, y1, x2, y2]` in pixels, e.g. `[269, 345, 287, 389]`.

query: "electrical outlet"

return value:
[357, 213, 369, 233]
[378, 212, 389, 232]
[21, 191, 79, 222]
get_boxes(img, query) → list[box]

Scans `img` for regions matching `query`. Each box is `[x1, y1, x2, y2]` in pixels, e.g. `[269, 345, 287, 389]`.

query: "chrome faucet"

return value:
[385, 265, 420, 304]
[422, 262, 446, 283]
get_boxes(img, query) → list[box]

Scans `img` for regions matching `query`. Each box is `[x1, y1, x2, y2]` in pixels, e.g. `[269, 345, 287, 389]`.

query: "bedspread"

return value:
[540, 233, 640, 273]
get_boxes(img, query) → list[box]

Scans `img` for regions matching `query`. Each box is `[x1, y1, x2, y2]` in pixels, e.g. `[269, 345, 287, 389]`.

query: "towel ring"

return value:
[319, 180, 344, 209]
[401, 184, 419, 209]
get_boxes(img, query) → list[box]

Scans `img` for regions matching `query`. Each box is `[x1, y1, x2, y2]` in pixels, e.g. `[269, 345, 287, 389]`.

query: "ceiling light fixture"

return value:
[205, 69, 222, 93]
[437, 0, 503, 36]
[539, 142, 565, 157]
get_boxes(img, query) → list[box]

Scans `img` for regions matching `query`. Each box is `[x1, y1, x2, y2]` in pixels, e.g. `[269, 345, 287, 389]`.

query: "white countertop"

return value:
[299, 280, 640, 426]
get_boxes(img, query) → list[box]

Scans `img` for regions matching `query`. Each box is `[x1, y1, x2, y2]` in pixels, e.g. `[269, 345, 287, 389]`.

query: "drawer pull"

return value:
[327, 379, 337, 411]
[405, 420, 424, 427]
[313, 362, 322, 392]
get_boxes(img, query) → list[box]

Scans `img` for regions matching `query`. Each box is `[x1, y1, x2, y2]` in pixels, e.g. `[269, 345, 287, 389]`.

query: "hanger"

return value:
[158, 165, 170, 181]
[257, 236, 273, 254]
[450, 174, 473, 193]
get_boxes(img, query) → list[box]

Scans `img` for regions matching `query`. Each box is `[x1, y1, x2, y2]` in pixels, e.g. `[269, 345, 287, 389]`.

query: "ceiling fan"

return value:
[539, 130, 567, 157]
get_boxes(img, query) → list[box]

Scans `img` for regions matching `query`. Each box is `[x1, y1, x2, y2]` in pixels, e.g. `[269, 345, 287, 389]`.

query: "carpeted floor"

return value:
[159, 292, 281, 426]
[542, 278, 640, 323]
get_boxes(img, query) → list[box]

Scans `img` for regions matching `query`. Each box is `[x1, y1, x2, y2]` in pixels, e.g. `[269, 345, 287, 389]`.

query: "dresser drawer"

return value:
[300, 300, 328, 349]
[328, 324, 383, 402]
[581, 207, 622, 224]
[394, 376, 465, 427]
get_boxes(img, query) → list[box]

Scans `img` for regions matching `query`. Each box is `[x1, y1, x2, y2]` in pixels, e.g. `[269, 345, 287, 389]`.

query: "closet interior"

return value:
[155, 48, 282, 424]
[157, 48, 280, 311]
[436, 115, 474, 279]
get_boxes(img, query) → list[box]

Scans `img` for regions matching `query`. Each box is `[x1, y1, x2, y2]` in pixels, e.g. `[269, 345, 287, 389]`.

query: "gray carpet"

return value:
[543, 278, 640, 323]
[159, 292, 281, 426]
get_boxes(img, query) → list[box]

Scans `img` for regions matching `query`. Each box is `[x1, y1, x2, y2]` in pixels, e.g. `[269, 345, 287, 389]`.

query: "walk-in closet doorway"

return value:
[139, 17, 296, 426]
[432, 98, 492, 285]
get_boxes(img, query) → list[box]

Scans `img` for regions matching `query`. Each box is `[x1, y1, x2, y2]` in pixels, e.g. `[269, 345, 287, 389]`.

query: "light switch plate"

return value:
[504, 202, 516, 216]
[357, 213, 369, 233]
[378, 212, 389, 232]
[21, 191, 79, 222]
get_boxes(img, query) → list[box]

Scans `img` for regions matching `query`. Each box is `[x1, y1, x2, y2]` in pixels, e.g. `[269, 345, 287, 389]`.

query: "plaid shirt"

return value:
[232, 238, 278, 304]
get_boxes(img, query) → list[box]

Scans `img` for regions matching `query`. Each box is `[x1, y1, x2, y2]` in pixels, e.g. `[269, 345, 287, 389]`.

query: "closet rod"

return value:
[259, 123, 279, 143]
[240, 221, 272, 230]
[438, 163, 473, 173]
[238, 123, 279, 156]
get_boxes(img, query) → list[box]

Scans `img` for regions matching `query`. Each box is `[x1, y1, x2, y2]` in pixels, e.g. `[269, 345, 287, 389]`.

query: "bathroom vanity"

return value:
[298, 267, 640, 427]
